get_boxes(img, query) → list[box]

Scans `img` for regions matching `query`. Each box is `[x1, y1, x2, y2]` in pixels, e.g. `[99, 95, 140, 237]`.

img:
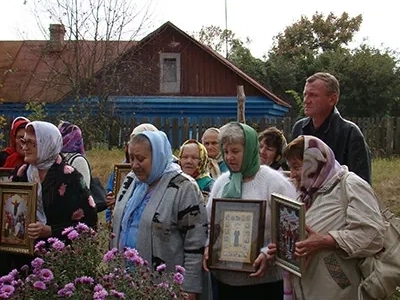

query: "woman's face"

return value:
[180, 144, 200, 177]
[22, 128, 38, 165]
[202, 131, 219, 159]
[288, 157, 303, 187]
[222, 142, 244, 172]
[15, 128, 26, 156]
[129, 141, 152, 182]
[259, 138, 277, 165]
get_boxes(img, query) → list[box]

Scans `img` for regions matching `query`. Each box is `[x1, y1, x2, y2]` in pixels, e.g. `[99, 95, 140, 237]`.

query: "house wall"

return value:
[96, 25, 264, 97]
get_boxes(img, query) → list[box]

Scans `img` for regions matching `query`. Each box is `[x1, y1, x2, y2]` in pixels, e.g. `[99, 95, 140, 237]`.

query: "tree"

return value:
[23, 0, 154, 148]
[271, 12, 363, 58]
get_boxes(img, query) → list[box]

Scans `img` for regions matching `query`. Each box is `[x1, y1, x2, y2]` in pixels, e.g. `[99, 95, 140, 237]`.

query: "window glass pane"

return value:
[163, 58, 177, 82]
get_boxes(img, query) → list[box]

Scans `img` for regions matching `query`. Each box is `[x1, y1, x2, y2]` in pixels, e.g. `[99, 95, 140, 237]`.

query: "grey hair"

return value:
[219, 122, 244, 145]
[306, 72, 340, 99]
[129, 133, 151, 152]
[201, 127, 220, 142]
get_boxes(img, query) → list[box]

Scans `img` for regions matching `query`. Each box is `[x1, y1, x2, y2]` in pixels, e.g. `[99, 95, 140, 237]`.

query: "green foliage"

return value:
[25, 102, 48, 121]
[285, 90, 304, 117]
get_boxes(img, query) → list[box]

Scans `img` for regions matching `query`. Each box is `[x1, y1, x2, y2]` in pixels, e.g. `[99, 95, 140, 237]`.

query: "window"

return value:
[160, 53, 181, 93]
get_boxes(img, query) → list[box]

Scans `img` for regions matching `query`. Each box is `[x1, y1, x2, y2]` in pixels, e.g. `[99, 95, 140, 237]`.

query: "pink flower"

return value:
[40, 269, 54, 283]
[17, 164, 27, 177]
[67, 230, 79, 240]
[0, 284, 15, 297]
[33, 281, 46, 290]
[110, 290, 125, 299]
[63, 165, 74, 174]
[31, 258, 44, 269]
[173, 272, 184, 285]
[156, 264, 166, 272]
[58, 183, 67, 196]
[52, 240, 65, 251]
[61, 226, 74, 236]
[88, 196, 96, 208]
[175, 265, 185, 275]
[103, 248, 117, 262]
[71, 209, 84, 221]
[76, 222, 89, 232]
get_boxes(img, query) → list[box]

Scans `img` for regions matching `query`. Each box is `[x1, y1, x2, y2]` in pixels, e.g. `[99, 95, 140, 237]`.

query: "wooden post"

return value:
[237, 85, 246, 123]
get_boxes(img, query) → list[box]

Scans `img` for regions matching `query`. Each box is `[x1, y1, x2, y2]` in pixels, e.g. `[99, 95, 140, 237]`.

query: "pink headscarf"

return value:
[298, 135, 342, 210]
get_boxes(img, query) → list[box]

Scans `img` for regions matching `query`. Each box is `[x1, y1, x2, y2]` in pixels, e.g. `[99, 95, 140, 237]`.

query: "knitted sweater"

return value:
[206, 165, 296, 286]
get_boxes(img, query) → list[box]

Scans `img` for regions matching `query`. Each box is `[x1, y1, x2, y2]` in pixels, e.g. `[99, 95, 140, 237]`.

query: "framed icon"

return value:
[0, 168, 13, 182]
[113, 163, 131, 197]
[0, 182, 37, 255]
[271, 193, 306, 277]
[208, 198, 266, 272]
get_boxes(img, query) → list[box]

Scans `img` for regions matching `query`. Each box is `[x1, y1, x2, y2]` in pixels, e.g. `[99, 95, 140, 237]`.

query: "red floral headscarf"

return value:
[2, 116, 30, 168]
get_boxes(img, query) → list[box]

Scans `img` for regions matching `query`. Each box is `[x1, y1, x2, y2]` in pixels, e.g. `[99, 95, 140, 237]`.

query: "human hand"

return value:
[250, 253, 268, 277]
[106, 192, 115, 207]
[202, 246, 209, 271]
[28, 222, 51, 239]
[266, 243, 277, 259]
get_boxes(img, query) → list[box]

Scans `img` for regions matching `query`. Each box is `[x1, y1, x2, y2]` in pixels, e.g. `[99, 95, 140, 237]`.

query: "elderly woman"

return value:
[203, 122, 296, 300]
[111, 131, 207, 299]
[258, 127, 288, 171]
[267, 135, 385, 300]
[0, 116, 30, 168]
[6, 121, 98, 271]
[201, 127, 228, 178]
[58, 121, 90, 189]
[178, 139, 214, 193]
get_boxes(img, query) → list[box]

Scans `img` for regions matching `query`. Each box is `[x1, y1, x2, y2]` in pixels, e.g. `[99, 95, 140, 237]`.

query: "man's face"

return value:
[202, 131, 220, 159]
[303, 79, 336, 119]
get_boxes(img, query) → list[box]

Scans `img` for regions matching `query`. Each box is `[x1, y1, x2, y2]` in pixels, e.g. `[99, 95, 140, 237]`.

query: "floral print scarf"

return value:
[297, 135, 342, 210]
[58, 121, 85, 155]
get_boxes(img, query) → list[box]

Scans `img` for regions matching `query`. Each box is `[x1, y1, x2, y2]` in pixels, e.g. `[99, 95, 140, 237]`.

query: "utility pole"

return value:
[224, 0, 228, 59]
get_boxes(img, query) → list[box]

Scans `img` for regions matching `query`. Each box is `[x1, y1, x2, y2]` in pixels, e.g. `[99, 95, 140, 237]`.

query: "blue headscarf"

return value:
[120, 131, 181, 249]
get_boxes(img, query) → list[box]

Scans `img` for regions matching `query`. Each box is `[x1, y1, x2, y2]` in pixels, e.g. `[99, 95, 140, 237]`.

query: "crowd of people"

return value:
[0, 72, 386, 300]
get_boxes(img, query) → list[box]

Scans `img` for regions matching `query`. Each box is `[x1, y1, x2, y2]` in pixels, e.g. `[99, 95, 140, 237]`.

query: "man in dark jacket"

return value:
[291, 72, 371, 183]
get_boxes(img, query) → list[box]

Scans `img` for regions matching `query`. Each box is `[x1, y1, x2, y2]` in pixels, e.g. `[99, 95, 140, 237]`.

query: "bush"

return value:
[0, 223, 186, 299]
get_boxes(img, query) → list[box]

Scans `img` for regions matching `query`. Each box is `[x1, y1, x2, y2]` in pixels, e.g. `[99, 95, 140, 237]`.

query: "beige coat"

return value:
[292, 167, 385, 300]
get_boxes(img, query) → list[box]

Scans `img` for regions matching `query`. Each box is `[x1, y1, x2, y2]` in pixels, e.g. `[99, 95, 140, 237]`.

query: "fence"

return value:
[2, 116, 400, 156]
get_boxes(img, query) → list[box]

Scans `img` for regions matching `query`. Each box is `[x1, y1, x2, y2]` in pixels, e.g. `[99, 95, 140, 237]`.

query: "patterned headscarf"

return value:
[298, 135, 342, 210]
[203, 127, 224, 178]
[221, 122, 260, 198]
[26, 121, 63, 224]
[178, 139, 210, 180]
[2, 116, 30, 168]
[58, 121, 85, 155]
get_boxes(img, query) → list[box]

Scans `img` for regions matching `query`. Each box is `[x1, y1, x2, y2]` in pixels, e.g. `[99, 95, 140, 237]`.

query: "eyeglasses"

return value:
[20, 138, 37, 148]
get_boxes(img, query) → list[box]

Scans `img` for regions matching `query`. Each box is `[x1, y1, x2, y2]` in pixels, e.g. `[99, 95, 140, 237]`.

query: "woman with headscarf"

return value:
[111, 131, 207, 299]
[58, 121, 90, 189]
[201, 127, 228, 178]
[0, 116, 30, 168]
[105, 123, 159, 224]
[203, 122, 296, 300]
[178, 139, 214, 193]
[265, 135, 385, 300]
[8, 121, 98, 271]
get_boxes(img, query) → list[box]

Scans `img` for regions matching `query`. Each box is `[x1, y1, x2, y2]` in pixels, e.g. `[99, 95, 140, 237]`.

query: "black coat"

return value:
[291, 107, 372, 184]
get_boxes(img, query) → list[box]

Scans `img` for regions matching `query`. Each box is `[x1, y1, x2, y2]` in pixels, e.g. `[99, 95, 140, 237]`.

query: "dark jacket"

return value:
[1, 159, 98, 274]
[291, 107, 372, 183]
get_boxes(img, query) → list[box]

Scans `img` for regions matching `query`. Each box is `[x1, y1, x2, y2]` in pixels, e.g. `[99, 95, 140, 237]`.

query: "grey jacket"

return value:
[111, 170, 208, 294]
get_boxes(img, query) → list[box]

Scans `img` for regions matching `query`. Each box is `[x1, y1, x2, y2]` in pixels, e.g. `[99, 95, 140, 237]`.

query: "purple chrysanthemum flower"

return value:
[0, 284, 15, 296]
[76, 222, 89, 232]
[33, 281, 46, 290]
[61, 226, 74, 236]
[103, 248, 117, 262]
[156, 264, 166, 272]
[93, 284, 108, 300]
[31, 258, 44, 270]
[175, 265, 185, 274]
[52, 240, 65, 251]
[173, 272, 184, 285]
[74, 276, 94, 285]
[67, 230, 79, 240]
[110, 289, 125, 299]
[40, 269, 54, 283]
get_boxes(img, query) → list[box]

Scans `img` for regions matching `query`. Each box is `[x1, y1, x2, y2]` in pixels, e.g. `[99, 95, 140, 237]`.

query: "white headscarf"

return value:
[26, 121, 63, 224]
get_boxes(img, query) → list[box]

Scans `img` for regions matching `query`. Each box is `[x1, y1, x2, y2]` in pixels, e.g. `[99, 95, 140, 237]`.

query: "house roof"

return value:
[141, 21, 290, 108]
[0, 40, 135, 102]
[0, 21, 289, 108]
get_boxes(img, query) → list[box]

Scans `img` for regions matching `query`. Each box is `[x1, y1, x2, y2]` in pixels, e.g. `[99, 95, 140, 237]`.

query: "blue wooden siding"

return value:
[1, 96, 288, 121]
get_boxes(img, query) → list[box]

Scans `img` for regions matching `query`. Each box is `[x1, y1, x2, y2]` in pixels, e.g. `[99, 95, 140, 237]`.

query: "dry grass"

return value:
[86, 150, 400, 299]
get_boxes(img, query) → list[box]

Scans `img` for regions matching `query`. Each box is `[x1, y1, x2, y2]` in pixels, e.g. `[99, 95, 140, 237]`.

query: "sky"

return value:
[0, 0, 398, 59]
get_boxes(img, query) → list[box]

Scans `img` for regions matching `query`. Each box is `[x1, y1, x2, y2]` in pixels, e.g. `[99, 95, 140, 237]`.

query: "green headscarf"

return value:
[221, 122, 260, 198]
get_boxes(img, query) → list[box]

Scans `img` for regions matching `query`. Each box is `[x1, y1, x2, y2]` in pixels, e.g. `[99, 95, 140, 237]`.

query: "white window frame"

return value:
[160, 52, 181, 93]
